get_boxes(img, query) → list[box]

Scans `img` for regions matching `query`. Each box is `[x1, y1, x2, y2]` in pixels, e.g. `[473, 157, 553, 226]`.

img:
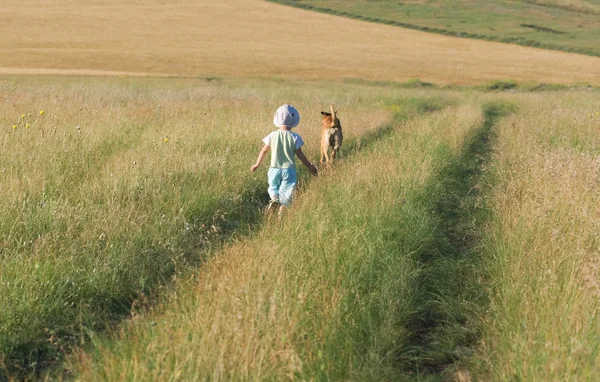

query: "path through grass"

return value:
[66, 98, 490, 380]
[396, 102, 514, 378]
[0, 77, 398, 378]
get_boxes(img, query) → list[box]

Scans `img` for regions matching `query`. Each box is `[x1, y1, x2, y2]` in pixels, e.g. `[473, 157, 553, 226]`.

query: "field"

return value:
[270, 0, 600, 57]
[1, 0, 600, 85]
[2, 0, 600, 381]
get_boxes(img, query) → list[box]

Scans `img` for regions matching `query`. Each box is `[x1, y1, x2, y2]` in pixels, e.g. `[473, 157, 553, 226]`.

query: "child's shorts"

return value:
[267, 167, 297, 207]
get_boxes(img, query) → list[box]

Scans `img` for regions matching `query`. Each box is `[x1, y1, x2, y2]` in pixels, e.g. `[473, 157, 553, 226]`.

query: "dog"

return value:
[320, 104, 343, 165]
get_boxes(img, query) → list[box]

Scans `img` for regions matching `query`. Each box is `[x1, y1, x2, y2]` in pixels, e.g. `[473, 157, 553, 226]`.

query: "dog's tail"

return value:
[330, 104, 337, 128]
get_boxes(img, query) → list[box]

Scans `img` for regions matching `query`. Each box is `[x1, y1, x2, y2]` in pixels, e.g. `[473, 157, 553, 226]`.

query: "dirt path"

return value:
[396, 103, 509, 376]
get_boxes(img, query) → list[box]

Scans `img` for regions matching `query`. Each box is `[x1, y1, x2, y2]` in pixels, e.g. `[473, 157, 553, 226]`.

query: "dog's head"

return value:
[321, 104, 341, 128]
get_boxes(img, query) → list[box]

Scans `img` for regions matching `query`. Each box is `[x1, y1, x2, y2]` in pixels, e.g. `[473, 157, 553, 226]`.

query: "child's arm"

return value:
[251, 145, 270, 172]
[296, 148, 318, 175]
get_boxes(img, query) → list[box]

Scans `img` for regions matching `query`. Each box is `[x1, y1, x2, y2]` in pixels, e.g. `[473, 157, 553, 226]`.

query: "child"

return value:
[251, 104, 318, 215]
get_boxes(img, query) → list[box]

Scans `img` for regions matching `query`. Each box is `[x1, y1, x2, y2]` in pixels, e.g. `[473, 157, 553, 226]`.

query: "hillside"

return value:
[0, 0, 599, 85]
[269, 0, 600, 57]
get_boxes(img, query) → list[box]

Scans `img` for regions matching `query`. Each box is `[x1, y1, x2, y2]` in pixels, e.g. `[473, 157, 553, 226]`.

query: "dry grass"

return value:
[0, 76, 398, 377]
[68, 98, 482, 381]
[1, 0, 600, 85]
[473, 92, 600, 379]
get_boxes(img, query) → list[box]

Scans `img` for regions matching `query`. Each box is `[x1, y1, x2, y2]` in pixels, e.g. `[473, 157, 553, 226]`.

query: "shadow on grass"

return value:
[1, 183, 271, 381]
[396, 102, 515, 378]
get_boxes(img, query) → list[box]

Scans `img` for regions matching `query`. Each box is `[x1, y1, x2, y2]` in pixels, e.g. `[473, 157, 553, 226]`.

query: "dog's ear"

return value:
[321, 111, 331, 117]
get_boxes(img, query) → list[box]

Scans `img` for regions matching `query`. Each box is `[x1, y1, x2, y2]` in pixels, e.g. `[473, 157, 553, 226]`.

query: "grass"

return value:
[2, 76, 600, 380]
[396, 101, 515, 378]
[1, 0, 600, 86]
[67, 94, 485, 381]
[2, 4, 600, 373]
[267, 0, 600, 57]
[471, 91, 600, 379]
[0, 76, 399, 378]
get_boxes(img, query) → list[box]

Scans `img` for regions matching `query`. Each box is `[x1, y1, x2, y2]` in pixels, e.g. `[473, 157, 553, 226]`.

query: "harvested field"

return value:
[1, 0, 600, 85]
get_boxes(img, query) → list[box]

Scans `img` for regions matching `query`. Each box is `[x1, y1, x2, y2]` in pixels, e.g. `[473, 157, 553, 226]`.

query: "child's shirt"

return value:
[263, 129, 304, 169]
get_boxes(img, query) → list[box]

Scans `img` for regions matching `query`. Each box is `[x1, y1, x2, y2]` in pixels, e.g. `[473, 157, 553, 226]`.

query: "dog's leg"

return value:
[321, 132, 330, 164]
[321, 141, 330, 165]
[330, 132, 342, 164]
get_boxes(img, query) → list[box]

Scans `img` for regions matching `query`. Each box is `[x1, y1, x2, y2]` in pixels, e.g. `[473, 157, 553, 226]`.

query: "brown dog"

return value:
[320, 104, 343, 165]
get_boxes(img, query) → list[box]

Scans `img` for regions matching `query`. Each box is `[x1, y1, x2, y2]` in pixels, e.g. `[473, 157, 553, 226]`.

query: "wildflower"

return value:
[20, 114, 25, 119]
[26, 124, 30, 129]
[12, 124, 16, 130]
[39, 110, 45, 115]
[163, 137, 169, 143]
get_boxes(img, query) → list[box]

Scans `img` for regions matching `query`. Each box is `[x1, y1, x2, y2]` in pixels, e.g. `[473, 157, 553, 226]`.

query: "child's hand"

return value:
[309, 164, 318, 176]
[251, 164, 260, 172]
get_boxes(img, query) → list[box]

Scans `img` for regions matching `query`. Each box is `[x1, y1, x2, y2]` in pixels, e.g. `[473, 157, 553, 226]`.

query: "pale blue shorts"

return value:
[267, 167, 297, 207]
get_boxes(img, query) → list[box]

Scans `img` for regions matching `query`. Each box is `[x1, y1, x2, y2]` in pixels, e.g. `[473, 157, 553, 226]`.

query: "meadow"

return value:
[0, 76, 407, 378]
[52, 82, 600, 381]
[269, 0, 600, 57]
[474, 92, 600, 379]
[2, 0, 600, 380]
[3, 74, 598, 380]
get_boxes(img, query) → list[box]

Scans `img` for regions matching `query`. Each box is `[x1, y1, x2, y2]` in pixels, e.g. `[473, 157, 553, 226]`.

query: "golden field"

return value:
[1, 0, 600, 85]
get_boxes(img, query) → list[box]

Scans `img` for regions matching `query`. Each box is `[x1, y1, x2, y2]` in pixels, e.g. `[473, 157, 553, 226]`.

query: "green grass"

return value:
[268, 0, 600, 57]
[472, 91, 600, 379]
[0, 76, 456, 379]
[68, 96, 488, 381]
[3, 74, 600, 380]
[396, 102, 515, 378]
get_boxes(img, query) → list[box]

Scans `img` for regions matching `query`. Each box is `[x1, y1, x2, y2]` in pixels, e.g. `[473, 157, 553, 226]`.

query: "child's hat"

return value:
[273, 104, 300, 128]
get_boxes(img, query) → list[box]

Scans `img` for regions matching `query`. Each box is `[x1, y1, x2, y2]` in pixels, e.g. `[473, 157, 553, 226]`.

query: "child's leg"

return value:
[278, 168, 298, 207]
[267, 168, 282, 202]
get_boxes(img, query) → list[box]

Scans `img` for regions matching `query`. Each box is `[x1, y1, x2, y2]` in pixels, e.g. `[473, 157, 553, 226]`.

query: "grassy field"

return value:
[2, 78, 598, 380]
[1, 0, 600, 85]
[60, 85, 600, 381]
[68, 91, 482, 381]
[0, 76, 416, 378]
[473, 92, 600, 379]
[2, 0, 600, 380]
[269, 0, 600, 57]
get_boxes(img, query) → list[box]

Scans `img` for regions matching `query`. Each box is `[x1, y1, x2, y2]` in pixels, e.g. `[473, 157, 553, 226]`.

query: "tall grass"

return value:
[472, 92, 600, 379]
[0, 76, 397, 377]
[67, 97, 485, 380]
[5, 75, 599, 380]
[395, 102, 515, 380]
